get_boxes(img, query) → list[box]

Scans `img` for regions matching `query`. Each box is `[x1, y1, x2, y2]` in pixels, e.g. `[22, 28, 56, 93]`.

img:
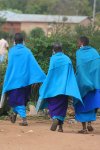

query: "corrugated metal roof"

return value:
[0, 11, 88, 23]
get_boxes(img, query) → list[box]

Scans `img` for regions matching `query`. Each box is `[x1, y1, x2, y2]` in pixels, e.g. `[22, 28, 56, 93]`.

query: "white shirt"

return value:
[0, 39, 9, 55]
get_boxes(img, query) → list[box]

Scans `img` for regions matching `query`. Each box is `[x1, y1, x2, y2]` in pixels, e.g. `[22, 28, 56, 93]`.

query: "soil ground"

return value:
[0, 117, 100, 150]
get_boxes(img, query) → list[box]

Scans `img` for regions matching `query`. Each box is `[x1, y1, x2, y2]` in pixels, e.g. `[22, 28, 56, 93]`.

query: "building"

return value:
[0, 11, 91, 34]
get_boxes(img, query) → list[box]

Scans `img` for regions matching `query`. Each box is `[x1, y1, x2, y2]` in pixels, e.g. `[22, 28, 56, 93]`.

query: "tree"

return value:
[0, 0, 93, 16]
[25, 0, 93, 15]
[73, 0, 92, 16]
[89, 0, 100, 13]
[0, 0, 27, 13]
[25, 0, 59, 14]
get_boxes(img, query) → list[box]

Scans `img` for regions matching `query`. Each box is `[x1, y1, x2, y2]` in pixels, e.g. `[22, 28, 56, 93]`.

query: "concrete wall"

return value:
[1, 18, 91, 34]
[21, 22, 49, 34]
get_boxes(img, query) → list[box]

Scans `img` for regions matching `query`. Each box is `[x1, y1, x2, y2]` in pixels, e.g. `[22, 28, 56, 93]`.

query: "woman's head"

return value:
[14, 33, 24, 44]
[78, 36, 89, 47]
[52, 43, 62, 53]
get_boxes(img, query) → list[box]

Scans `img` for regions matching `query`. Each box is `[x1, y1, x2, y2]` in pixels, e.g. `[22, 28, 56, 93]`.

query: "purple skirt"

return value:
[47, 95, 68, 119]
[8, 86, 31, 107]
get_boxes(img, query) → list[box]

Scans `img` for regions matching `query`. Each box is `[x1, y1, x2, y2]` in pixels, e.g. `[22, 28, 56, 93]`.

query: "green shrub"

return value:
[0, 24, 100, 116]
[0, 61, 10, 115]
[30, 27, 45, 38]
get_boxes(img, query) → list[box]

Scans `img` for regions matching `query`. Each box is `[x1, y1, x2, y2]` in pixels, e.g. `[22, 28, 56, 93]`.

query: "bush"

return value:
[0, 24, 100, 116]
[0, 30, 15, 45]
[30, 27, 45, 38]
[26, 24, 100, 72]
[0, 61, 10, 115]
[75, 24, 100, 52]
[26, 25, 78, 72]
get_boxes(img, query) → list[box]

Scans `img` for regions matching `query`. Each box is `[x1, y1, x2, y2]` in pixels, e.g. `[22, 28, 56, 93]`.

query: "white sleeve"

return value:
[5, 41, 9, 48]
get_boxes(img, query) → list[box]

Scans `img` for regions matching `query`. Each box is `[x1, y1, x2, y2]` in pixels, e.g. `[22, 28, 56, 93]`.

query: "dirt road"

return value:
[0, 118, 100, 150]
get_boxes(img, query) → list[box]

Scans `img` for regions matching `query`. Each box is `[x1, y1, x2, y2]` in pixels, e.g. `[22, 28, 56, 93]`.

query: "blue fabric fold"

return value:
[75, 89, 100, 113]
[75, 46, 100, 122]
[2, 44, 46, 94]
[76, 46, 100, 67]
[36, 52, 82, 111]
[13, 105, 26, 118]
[75, 110, 96, 122]
[76, 46, 100, 98]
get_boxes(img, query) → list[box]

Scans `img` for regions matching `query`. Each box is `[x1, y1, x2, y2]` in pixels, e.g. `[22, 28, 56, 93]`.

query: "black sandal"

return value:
[9, 113, 17, 123]
[87, 125, 94, 132]
[78, 129, 88, 134]
[19, 122, 28, 126]
[58, 125, 63, 132]
[50, 119, 59, 131]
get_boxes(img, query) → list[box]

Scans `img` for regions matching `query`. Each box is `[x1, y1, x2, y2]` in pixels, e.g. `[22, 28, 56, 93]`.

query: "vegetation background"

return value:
[0, 0, 100, 115]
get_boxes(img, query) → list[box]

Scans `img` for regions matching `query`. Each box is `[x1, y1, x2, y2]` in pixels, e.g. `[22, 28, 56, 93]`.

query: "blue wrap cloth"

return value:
[75, 110, 96, 122]
[76, 46, 100, 98]
[75, 46, 100, 122]
[36, 52, 82, 111]
[75, 90, 100, 113]
[0, 44, 46, 107]
[13, 105, 26, 118]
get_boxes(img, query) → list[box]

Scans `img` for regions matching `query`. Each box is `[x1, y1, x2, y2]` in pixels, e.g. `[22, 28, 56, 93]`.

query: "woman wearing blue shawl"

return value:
[36, 43, 82, 132]
[75, 36, 100, 133]
[0, 33, 46, 126]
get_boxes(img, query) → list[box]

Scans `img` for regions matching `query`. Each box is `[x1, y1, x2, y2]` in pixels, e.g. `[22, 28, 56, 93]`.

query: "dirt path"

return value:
[0, 118, 100, 150]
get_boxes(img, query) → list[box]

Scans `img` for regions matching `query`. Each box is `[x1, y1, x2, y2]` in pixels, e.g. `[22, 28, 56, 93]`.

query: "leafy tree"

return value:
[89, 0, 100, 13]
[73, 0, 92, 16]
[25, 0, 58, 14]
[0, 0, 27, 13]
[0, 0, 93, 15]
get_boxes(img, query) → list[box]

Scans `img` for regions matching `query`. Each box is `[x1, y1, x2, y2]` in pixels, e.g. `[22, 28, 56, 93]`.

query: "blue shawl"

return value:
[76, 46, 100, 98]
[36, 52, 82, 111]
[2, 44, 46, 94]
